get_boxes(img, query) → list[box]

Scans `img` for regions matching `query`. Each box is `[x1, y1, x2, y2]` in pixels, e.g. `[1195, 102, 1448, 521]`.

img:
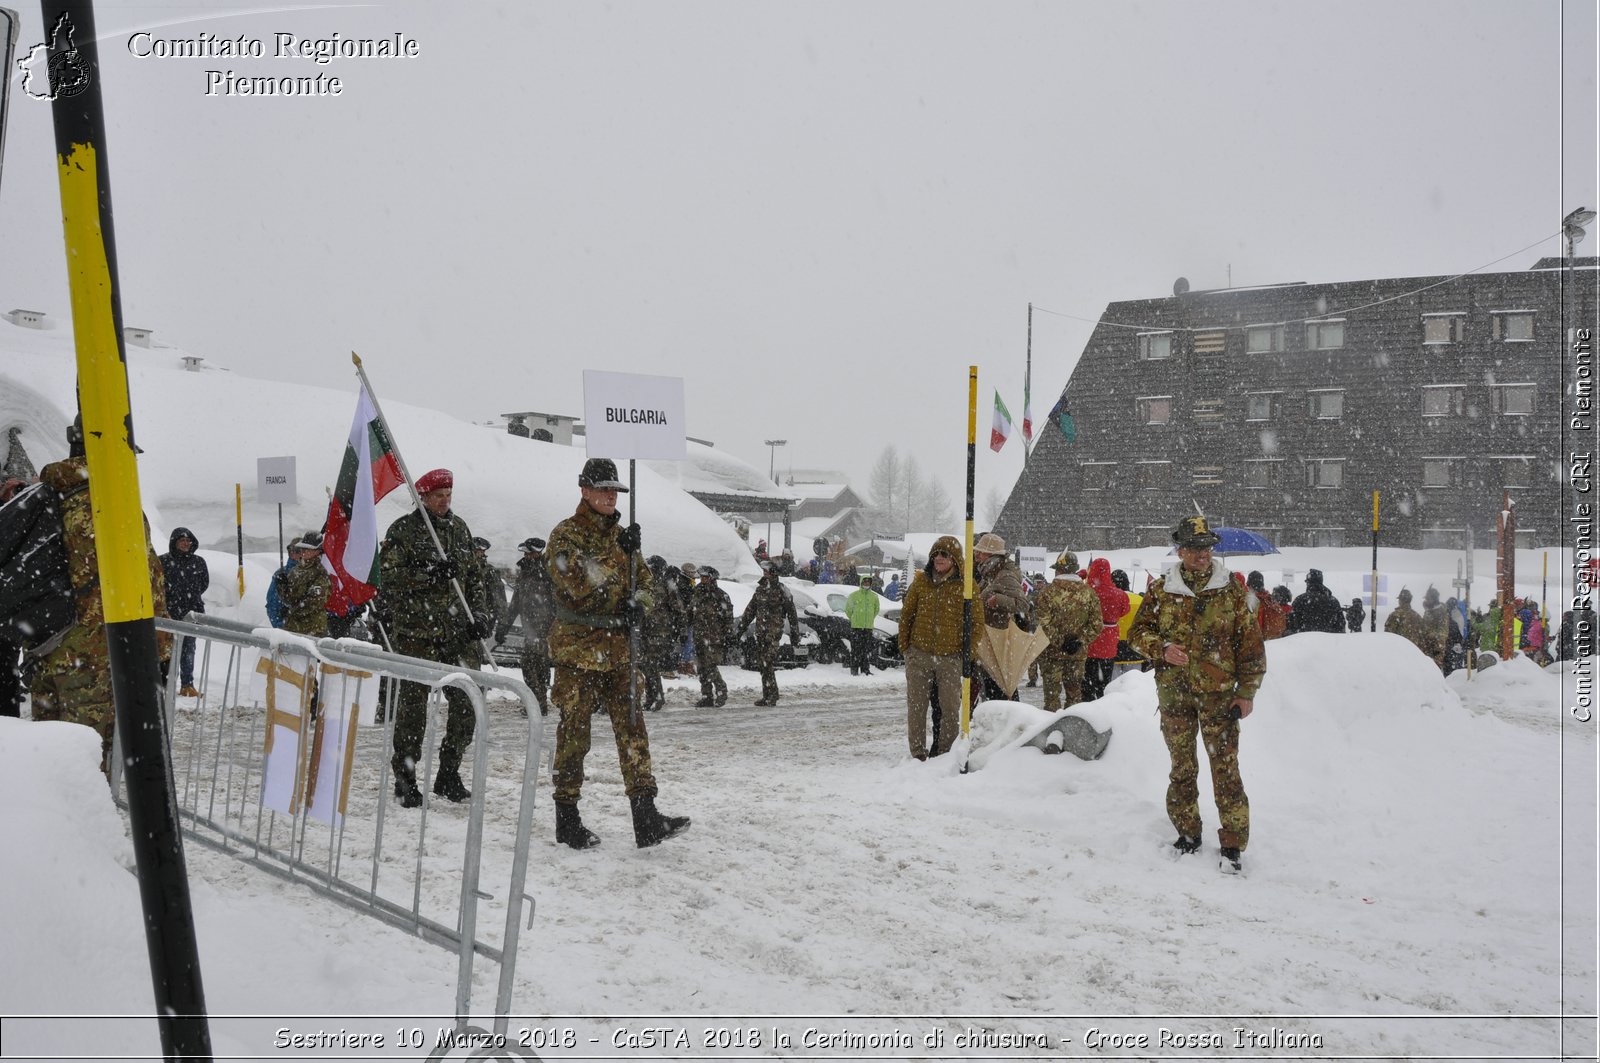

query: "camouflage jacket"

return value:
[545, 501, 653, 671]
[502, 554, 555, 652]
[738, 576, 799, 647]
[1384, 603, 1424, 647]
[280, 557, 331, 637]
[377, 506, 485, 659]
[977, 554, 1030, 629]
[33, 457, 169, 677]
[1418, 604, 1449, 660]
[1127, 561, 1266, 702]
[690, 581, 734, 648]
[482, 567, 508, 630]
[1034, 576, 1102, 661]
[644, 574, 687, 664]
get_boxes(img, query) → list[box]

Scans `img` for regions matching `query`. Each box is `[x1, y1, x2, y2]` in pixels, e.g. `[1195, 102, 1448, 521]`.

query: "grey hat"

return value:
[578, 457, 629, 491]
[699, 565, 720, 579]
[519, 537, 546, 552]
[290, 533, 322, 552]
[472, 536, 491, 551]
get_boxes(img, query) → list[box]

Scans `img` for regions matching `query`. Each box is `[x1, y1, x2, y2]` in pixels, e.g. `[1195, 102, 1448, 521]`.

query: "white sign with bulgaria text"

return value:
[582, 370, 688, 461]
[257, 455, 297, 504]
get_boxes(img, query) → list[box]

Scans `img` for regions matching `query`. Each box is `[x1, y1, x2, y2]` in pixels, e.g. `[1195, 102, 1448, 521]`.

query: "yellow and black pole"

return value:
[960, 366, 977, 741]
[45, 2, 212, 1058]
[1369, 490, 1380, 631]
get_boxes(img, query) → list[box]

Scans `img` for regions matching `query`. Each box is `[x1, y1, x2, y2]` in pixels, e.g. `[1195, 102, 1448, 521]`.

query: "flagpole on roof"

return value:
[350, 352, 493, 662]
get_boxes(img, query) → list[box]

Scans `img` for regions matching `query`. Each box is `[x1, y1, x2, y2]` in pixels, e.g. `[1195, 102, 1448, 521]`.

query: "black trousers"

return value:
[0, 640, 20, 718]
[849, 629, 874, 674]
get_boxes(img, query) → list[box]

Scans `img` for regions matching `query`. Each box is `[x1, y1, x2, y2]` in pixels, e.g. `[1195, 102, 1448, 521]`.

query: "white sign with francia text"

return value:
[582, 370, 688, 461]
[257, 455, 298, 504]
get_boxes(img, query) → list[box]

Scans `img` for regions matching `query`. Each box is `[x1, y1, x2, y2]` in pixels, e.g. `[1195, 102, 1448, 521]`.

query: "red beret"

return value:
[415, 468, 453, 493]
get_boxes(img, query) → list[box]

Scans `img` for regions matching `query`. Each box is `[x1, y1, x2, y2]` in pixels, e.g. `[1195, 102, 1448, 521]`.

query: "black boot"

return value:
[393, 764, 423, 808]
[555, 802, 601, 849]
[694, 695, 715, 708]
[713, 689, 727, 707]
[433, 766, 471, 803]
[629, 790, 690, 848]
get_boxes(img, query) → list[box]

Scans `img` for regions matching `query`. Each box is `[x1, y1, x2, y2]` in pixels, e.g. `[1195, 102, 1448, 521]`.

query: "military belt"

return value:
[555, 604, 629, 629]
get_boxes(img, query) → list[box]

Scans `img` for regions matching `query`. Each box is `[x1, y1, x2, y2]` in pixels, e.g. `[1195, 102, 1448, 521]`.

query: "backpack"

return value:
[0, 481, 78, 655]
[1256, 590, 1288, 640]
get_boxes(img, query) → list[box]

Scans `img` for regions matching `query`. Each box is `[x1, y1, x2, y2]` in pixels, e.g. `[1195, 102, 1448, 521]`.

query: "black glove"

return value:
[1062, 636, 1083, 655]
[617, 523, 643, 555]
[470, 612, 493, 640]
[425, 556, 461, 582]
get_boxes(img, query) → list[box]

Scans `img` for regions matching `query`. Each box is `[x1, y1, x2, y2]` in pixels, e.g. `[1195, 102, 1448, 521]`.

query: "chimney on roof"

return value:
[181, 355, 203, 372]
[124, 326, 153, 348]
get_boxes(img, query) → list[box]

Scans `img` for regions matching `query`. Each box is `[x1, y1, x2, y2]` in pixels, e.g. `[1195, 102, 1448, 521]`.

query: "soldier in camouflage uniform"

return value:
[1384, 588, 1424, 650]
[1417, 586, 1449, 671]
[735, 561, 801, 706]
[280, 535, 331, 637]
[689, 565, 733, 707]
[1033, 551, 1103, 713]
[498, 536, 555, 717]
[1128, 516, 1267, 874]
[378, 468, 490, 807]
[473, 537, 508, 637]
[28, 423, 170, 776]
[640, 554, 686, 711]
[546, 458, 688, 849]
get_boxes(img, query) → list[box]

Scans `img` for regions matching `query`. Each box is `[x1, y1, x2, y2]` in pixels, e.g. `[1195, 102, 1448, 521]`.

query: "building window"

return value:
[1422, 314, 1466, 344]
[1080, 462, 1116, 491]
[1306, 527, 1345, 547]
[1421, 385, 1467, 418]
[1420, 527, 1467, 550]
[1421, 458, 1464, 489]
[531, 428, 554, 442]
[1246, 324, 1285, 353]
[1135, 525, 1171, 548]
[1245, 391, 1282, 421]
[1080, 526, 1113, 550]
[1192, 398, 1225, 424]
[1243, 459, 1281, 489]
[1514, 528, 1539, 550]
[1493, 311, 1535, 341]
[1305, 458, 1345, 489]
[1497, 456, 1533, 489]
[1138, 332, 1173, 360]
[1192, 465, 1224, 487]
[1136, 396, 1173, 426]
[1491, 384, 1536, 416]
[1136, 461, 1172, 490]
[1308, 390, 1345, 420]
[1193, 330, 1227, 358]
[1306, 319, 1345, 350]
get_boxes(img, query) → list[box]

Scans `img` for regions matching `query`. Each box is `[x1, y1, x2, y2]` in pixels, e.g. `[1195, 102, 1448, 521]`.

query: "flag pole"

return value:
[350, 352, 493, 662]
[235, 483, 244, 599]
[1369, 490, 1380, 631]
[627, 457, 642, 727]
[961, 365, 977, 754]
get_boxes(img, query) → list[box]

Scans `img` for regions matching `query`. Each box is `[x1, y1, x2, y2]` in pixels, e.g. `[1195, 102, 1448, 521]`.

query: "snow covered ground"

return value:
[1, 614, 1594, 1061]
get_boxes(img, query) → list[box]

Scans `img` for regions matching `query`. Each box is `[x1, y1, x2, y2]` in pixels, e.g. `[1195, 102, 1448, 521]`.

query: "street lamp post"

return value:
[764, 438, 786, 553]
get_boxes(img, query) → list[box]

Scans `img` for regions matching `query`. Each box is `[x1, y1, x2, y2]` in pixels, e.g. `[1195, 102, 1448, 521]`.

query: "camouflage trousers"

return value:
[752, 638, 782, 703]
[1039, 653, 1087, 713]
[693, 639, 726, 700]
[1160, 691, 1249, 850]
[904, 646, 961, 757]
[518, 646, 551, 714]
[31, 661, 116, 774]
[551, 665, 657, 804]
[389, 634, 476, 779]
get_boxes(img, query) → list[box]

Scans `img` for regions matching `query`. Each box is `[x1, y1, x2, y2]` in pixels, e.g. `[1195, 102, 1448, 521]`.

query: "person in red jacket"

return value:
[1083, 557, 1128, 700]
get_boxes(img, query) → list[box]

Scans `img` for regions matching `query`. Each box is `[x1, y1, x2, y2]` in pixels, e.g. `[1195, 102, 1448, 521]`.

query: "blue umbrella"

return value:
[1169, 527, 1280, 556]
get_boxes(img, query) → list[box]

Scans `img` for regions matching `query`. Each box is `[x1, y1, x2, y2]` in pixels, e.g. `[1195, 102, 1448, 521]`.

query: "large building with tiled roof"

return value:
[996, 258, 1596, 550]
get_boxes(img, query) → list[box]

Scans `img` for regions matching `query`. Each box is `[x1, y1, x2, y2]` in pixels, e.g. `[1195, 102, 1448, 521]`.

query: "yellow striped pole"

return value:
[961, 366, 977, 740]
[44, 1, 212, 1057]
[235, 483, 244, 599]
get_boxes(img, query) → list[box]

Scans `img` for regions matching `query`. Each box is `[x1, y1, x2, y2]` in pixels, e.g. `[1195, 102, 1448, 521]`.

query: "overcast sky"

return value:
[2, 1, 1595, 516]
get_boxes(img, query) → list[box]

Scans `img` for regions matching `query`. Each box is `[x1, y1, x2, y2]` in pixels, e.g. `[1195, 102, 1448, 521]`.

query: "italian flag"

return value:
[322, 384, 404, 615]
[990, 390, 1013, 452]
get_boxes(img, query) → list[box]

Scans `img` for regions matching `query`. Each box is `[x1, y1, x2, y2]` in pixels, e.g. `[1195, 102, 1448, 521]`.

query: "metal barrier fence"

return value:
[132, 614, 546, 1042]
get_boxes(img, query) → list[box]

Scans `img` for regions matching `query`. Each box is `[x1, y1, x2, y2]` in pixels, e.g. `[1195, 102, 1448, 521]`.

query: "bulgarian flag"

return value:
[322, 384, 404, 615]
[990, 390, 1013, 452]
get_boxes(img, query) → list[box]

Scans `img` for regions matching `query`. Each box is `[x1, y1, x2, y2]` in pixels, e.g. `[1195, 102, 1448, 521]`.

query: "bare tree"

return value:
[855, 446, 953, 538]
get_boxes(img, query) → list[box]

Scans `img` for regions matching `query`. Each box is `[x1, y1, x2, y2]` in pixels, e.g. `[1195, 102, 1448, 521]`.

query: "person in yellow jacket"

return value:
[898, 535, 968, 759]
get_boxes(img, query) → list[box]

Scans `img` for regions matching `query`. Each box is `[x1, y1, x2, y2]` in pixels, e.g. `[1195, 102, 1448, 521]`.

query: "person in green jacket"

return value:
[1128, 516, 1267, 874]
[845, 575, 880, 676]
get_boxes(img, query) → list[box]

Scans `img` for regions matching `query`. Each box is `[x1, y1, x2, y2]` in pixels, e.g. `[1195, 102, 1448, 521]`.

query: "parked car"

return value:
[490, 623, 526, 669]
[811, 584, 902, 669]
